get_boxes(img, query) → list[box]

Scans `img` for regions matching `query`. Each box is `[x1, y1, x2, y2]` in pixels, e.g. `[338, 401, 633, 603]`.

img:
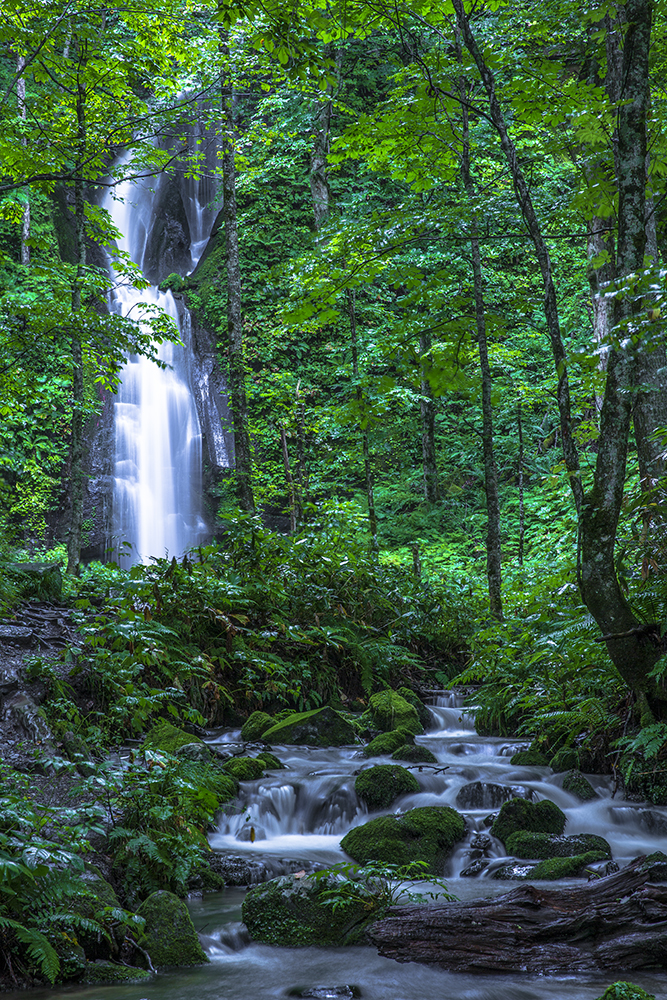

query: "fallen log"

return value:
[367, 854, 667, 974]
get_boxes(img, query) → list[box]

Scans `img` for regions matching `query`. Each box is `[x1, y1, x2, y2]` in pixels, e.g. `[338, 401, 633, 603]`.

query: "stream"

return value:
[13, 693, 667, 1000]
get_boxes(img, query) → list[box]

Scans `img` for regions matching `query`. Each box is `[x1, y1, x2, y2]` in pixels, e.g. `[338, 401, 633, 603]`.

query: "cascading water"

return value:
[104, 160, 214, 565]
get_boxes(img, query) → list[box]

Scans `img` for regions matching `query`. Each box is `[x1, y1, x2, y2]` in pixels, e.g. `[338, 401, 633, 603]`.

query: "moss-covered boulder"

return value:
[242, 872, 384, 947]
[549, 747, 580, 772]
[509, 750, 550, 767]
[490, 797, 566, 845]
[241, 711, 274, 742]
[136, 891, 208, 967]
[562, 770, 597, 801]
[595, 984, 656, 1000]
[396, 687, 431, 730]
[82, 962, 152, 984]
[368, 690, 423, 735]
[73, 865, 126, 956]
[355, 765, 420, 811]
[341, 806, 465, 874]
[256, 751, 284, 769]
[261, 707, 356, 746]
[363, 728, 414, 757]
[391, 744, 437, 764]
[530, 850, 609, 879]
[223, 756, 265, 781]
[143, 720, 202, 755]
[505, 831, 611, 860]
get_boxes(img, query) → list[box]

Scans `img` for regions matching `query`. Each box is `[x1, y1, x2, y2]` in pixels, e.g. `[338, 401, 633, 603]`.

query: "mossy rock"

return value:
[261, 707, 356, 746]
[355, 765, 420, 811]
[490, 797, 566, 845]
[391, 744, 437, 764]
[530, 850, 609, 880]
[223, 756, 265, 781]
[72, 865, 126, 957]
[143, 720, 202, 755]
[175, 742, 216, 764]
[396, 687, 431, 730]
[595, 983, 656, 1000]
[509, 750, 550, 767]
[549, 747, 580, 772]
[562, 769, 597, 801]
[83, 961, 152, 984]
[242, 872, 384, 947]
[255, 751, 284, 769]
[136, 890, 208, 967]
[341, 805, 465, 874]
[363, 728, 414, 758]
[368, 690, 423, 736]
[633, 850, 667, 881]
[505, 831, 611, 860]
[241, 711, 274, 742]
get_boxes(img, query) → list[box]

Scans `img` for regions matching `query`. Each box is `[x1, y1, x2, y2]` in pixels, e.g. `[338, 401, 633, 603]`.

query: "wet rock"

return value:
[5, 692, 52, 742]
[355, 764, 420, 810]
[241, 710, 274, 742]
[255, 750, 284, 769]
[262, 707, 356, 747]
[505, 831, 611, 860]
[460, 859, 490, 877]
[470, 832, 492, 853]
[288, 987, 362, 999]
[176, 742, 215, 764]
[530, 851, 609, 879]
[492, 862, 537, 880]
[136, 890, 208, 966]
[396, 687, 431, 730]
[0, 663, 21, 696]
[207, 854, 313, 886]
[562, 770, 597, 801]
[341, 805, 465, 873]
[243, 872, 384, 947]
[391, 744, 437, 764]
[594, 985, 656, 1000]
[363, 728, 414, 757]
[0, 624, 34, 644]
[455, 781, 532, 810]
[143, 720, 203, 755]
[509, 750, 549, 767]
[631, 850, 667, 881]
[367, 690, 423, 736]
[82, 961, 152, 984]
[490, 797, 566, 845]
[223, 756, 265, 781]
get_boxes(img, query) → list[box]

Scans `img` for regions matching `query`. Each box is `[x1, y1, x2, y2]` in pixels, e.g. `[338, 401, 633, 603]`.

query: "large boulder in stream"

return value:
[242, 872, 384, 946]
[396, 687, 431, 730]
[490, 797, 566, 845]
[241, 710, 274, 741]
[355, 765, 420, 811]
[136, 891, 208, 967]
[363, 727, 414, 757]
[456, 781, 532, 810]
[367, 690, 423, 735]
[505, 831, 611, 860]
[341, 806, 465, 873]
[261, 707, 356, 746]
[562, 769, 597, 801]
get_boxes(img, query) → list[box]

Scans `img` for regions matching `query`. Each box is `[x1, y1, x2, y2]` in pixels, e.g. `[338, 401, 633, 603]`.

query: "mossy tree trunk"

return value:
[419, 330, 440, 503]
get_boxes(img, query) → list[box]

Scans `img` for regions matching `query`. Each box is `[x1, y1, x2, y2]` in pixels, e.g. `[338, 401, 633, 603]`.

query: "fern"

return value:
[0, 915, 60, 984]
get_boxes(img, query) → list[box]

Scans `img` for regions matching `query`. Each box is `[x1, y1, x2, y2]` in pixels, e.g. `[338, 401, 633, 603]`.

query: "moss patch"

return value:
[143, 720, 202, 755]
[505, 831, 611, 860]
[490, 797, 566, 845]
[562, 770, 597, 801]
[261, 707, 356, 746]
[396, 687, 431, 729]
[530, 850, 608, 879]
[83, 962, 152, 984]
[223, 756, 265, 781]
[392, 744, 437, 764]
[368, 690, 423, 735]
[136, 890, 208, 967]
[363, 728, 414, 757]
[341, 805, 465, 874]
[549, 747, 580, 772]
[355, 765, 420, 811]
[510, 750, 549, 767]
[256, 751, 284, 769]
[596, 983, 656, 1000]
[241, 711, 274, 742]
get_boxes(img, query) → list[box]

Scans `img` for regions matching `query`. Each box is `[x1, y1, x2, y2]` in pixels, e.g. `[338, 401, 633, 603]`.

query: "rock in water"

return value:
[241, 710, 274, 741]
[363, 728, 414, 757]
[136, 891, 208, 966]
[367, 690, 423, 735]
[594, 984, 656, 1000]
[355, 765, 420, 810]
[455, 781, 531, 810]
[242, 873, 383, 947]
[562, 769, 597, 801]
[340, 805, 465, 873]
[396, 687, 431, 729]
[261, 707, 356, 746]
[490, 797, 566, 844]
[505, 831, 611, 860]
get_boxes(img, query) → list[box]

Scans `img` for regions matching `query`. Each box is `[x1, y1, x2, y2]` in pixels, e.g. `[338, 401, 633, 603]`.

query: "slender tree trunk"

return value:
[348, 289, 378, 552]
[454, 0, 662, 710]
[296, 383, 306, 515]
[517, 403, 525, 567]
[221, 51, 254, 513]
[309, 44, 340, 229]
[457, 54, 502, 618]
[16, 55, 30, 266]
[280, 425, 297, 533]
[419, 331, 440, 502]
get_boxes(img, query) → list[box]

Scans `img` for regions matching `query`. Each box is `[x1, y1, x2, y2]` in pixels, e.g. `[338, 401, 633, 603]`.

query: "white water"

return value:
[104, 163, 212, 565]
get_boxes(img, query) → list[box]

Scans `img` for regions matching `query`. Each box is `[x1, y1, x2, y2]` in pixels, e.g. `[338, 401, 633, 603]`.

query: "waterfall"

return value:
[104, 158, 218, 565]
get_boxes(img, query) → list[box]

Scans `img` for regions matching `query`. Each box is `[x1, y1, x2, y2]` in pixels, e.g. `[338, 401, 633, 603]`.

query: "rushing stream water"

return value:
[14, 693, 667, 1000]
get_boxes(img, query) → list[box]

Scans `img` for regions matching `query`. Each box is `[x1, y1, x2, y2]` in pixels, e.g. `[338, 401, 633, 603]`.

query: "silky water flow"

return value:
[105, 164, 211, 565]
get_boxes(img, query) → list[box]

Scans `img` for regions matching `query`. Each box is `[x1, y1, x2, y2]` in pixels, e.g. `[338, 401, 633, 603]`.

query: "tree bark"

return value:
[419, 331, 439, 503]
[309, 44, 340, 229]
[349, 289, 378, 552]
[517, 403, 525, 566]
[16, 54, 30, 267]
[280, 425, 297, 533]
[368, 856, 667, 974]
[221, 50, 254, 513]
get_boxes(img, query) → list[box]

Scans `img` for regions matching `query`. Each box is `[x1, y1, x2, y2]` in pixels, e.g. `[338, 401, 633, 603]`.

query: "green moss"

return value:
[136, 890, 208, 967]
[255, 751, 284, 769]
[241, 711, 274, 742]
[530, 850, 608, 879]
[510, 750, 550, 767]
[261, 706, 356, 746]
[355, 765, 420, 810]
[341, 805, 465, 874]
[562, 770, 597, 801]
[396, 687, 431, 729]
[143, 720, 202, 755]
[391, 744, 437, 764]
[242, 872, 384, 947]
[222, 756, 265, 781]
[83, 962, 152, 984]
[368, 690, 423, 735]
[490, 797, 566, 845]
[363, 728, 414, 757]
[158, 273, 184, 292]
[596, 982, 656, 1000]
[505, 831, 611, 860]
[549, 747, 580, 772]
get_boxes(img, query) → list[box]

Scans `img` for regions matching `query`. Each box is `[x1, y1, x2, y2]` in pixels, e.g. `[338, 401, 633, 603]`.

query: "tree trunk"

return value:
[309, 44, 340, 229]
[367, 856, 667, 974]
[419, 331, 439, 503]
[16, 54, 30, 267]
[348, 290, 378, 552]
[221, 52, 254, 513]
[517, 403, 525, 566]
[280, 425, 297, 533]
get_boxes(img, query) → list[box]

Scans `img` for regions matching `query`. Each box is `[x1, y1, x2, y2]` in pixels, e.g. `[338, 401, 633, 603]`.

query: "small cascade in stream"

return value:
[105, 155, 222, 565]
